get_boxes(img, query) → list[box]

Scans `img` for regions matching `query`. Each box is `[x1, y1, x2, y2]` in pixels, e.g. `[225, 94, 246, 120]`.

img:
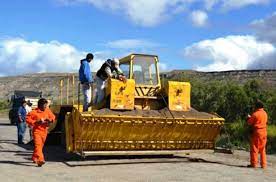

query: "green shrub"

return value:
[175, 75, 276, 153]
[0, 100, 9, 110]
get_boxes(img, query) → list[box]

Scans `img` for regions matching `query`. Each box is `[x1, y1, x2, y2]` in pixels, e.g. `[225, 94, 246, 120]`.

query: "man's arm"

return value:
[115, 67, 124, 76]
[46, 108, 56, 123]
[247, 113, 256, 125]
[26, 111, 37, 126]
[105, 67, 126, 82]
[105, 67, 114, 78]
[116, 67, 126, 82]
[84, 62, 93, 83]
[18, 107, 23, 123]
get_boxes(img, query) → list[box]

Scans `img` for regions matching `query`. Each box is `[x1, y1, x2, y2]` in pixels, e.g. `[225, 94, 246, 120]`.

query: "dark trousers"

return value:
[17, 121, 26, 144]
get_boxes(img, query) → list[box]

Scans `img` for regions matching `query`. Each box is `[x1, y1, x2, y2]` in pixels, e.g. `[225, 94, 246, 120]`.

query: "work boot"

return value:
[247, 164, 257, 168]
[37, 161, 45, 167]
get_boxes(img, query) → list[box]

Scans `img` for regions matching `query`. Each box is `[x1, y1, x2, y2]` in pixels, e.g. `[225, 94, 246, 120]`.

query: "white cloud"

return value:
[0, 38, 105, 76]
[247, 12, 276, 69]
[58, 0, 271, 27]
[106, 39, 160, 49]
[251, 12, 276, 44]
[221, 0, 269, 11]
[58, 0, 194, 27]
[190, 10, 208, 27]
[184, 35, 275, 71]
[0, 37, 165, 76]
[248, 51, 276, 69]
[204, 0, 219, 10]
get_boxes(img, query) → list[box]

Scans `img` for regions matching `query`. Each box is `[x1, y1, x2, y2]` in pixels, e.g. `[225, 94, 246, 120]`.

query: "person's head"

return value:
[255, 100, 264, 109]
[111, 58, 120, 69]
[38, 98, 48, 111]
[86, 53, 94, 62]
[27, 100, 32, 106]
[22, 100, 27, 107]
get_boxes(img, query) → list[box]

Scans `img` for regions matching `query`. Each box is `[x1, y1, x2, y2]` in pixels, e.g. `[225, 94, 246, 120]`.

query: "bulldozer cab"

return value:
[120, 54, 161, 99]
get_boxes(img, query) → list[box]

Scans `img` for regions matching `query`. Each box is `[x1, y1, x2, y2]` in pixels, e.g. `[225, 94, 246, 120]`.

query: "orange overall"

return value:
[247, 108, 268, 168]
[26, 108, 55, 163]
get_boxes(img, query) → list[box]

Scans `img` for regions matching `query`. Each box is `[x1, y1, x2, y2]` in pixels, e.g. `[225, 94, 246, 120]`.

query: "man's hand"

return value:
[36, 118, 43, 125]
[45, 119, 52, 124]
[36, 118, 47, 124]
[118, 75, 127, 83]
[44, 119, 52, 127]
[36, 118, 52, 126]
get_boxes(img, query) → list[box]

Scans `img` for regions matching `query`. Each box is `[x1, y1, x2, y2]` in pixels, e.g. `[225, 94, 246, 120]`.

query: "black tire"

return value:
[9, 109, 17, 125]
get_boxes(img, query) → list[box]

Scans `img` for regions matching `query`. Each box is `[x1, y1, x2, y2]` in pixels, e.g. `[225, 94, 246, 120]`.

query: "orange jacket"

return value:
[247, 108, 268, 130]
[26, 108, 56, 133]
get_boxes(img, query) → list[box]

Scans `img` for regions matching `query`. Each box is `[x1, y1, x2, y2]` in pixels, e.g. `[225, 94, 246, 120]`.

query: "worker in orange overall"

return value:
[247, 100, 268, 169]
[26, 98, 55, 167]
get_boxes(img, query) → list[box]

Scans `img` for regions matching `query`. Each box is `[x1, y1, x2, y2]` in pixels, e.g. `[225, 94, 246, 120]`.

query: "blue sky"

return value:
[0, 0, 276, 76]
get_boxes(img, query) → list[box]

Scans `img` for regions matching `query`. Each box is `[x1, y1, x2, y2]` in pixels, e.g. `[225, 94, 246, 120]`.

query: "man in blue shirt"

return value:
[79, 53, 94, 111]
[17, 100, 27, 144]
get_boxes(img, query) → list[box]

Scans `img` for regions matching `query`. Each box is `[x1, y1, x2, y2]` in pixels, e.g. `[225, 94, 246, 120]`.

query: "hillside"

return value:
[162, 69, 276, 88]
[0, 70, 275, 101]
[0, 73, 78, 101]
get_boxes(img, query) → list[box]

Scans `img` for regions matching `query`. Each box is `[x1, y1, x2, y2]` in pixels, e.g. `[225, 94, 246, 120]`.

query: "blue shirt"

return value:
[79, 59, 93, 83]
[18, 106, 27, 122]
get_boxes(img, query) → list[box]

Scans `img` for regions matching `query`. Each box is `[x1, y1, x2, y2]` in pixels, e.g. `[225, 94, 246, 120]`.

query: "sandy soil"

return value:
[1, 117, 276, 182]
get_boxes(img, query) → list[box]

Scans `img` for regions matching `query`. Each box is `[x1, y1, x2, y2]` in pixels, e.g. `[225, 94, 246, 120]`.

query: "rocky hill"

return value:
[0, 73, 78, 101]
[0, 70, 275, 101]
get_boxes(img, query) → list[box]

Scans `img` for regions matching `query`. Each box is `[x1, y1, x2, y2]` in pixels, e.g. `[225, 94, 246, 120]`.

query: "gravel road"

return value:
[0, 117, 276, 182]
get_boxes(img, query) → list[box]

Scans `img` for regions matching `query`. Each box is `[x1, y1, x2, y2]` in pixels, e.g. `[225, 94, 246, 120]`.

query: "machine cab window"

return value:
[120, 62, 130, 79]
[132, 56, 158, 85]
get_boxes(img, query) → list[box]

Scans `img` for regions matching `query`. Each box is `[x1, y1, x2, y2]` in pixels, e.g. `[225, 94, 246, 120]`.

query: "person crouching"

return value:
[26, 98, 56, 167]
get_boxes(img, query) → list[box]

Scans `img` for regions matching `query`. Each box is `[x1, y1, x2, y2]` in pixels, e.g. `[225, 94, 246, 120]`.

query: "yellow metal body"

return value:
[51, 53, 225, 155]
[166, 81, 191, 111]
[60, 106, 224, 153]
[106, 79, 135, 110]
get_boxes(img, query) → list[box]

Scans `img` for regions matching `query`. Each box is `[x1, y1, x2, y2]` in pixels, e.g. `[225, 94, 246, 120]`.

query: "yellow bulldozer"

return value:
[49, 54, 224, 157]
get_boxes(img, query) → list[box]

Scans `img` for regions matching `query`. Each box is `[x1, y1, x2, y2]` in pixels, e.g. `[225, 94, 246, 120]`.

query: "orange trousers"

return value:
[32, 131, 47, 162]
[250, 129, 267, 168]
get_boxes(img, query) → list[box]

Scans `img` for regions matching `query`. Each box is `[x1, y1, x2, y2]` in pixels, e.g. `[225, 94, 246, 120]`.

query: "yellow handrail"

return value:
[59, 75, 80, 106]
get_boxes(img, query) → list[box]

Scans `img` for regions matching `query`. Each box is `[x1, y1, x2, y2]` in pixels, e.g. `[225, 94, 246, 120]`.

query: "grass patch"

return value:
[267, 125, 276, 138]
[0, 109, 9, 117]
[217, 123, 276, 154]
[267, 125, 276, 154]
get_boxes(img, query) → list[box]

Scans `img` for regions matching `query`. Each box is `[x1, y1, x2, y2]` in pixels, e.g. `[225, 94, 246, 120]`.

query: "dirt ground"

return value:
[1, 117, 276, 182]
